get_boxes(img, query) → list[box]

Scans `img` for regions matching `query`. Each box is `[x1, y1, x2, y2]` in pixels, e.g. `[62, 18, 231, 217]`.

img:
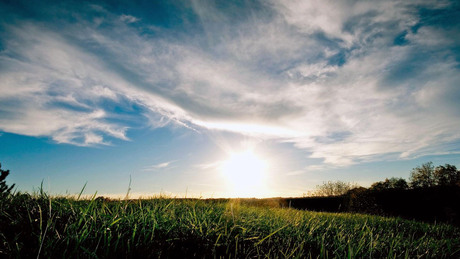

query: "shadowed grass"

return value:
[1, 193, 459, 258]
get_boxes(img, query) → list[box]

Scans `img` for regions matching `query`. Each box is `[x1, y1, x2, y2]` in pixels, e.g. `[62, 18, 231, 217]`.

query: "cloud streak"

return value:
[143, 161, 177, 172]
[1, 0, 459, 165]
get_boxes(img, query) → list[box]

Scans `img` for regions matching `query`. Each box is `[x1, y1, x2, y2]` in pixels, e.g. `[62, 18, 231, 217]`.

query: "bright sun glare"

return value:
[221, 150, 269, 198]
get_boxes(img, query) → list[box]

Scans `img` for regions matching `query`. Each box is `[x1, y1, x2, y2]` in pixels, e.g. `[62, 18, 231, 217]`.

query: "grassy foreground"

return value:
[1, 194, 460, 258]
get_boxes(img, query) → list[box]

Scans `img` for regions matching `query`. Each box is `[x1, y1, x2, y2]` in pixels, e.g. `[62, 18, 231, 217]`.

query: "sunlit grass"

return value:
[1, 193, 459, 258]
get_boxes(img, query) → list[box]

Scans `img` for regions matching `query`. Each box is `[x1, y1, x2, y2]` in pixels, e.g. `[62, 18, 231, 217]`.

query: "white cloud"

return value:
[0, 23, 184, 145]
[142, 161, 176, 171]
[120, 14, 139, 24]
[0, 25, 131, 145]
[195, 161, 222, 170]
[1, 1, 459, 165]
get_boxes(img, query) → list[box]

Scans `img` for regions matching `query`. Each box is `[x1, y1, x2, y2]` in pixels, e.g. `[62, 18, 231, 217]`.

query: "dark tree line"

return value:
[410, 162, 460, 188]
[368, 162, 460, 191]
[303, 162, 460, 225]
[370, 177, 408, 191]
[312, 162, 460, 196]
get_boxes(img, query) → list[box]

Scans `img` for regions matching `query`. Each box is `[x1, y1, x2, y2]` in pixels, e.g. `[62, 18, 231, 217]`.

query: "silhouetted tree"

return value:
[0, 163, 15, 199]
[370, 177, 408, 191]
[312, 181, 360, 196]
[390, 177, 409, 190]
[370, 180, 389, 191]
[409, 162, 435, 188]
[434, 164, 460, 186]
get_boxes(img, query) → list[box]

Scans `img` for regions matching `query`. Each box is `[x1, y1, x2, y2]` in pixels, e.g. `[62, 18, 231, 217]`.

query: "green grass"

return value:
[1, 193, 459, 258]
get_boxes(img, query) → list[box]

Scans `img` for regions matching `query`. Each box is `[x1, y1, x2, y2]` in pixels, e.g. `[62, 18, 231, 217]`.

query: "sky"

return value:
[1, 0, 460, 198]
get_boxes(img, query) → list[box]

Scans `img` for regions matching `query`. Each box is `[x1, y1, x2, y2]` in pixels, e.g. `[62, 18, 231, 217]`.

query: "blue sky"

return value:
[1, 0, 460, 197]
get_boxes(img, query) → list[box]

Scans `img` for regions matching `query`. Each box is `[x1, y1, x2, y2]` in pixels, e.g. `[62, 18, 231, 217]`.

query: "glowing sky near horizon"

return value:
[0, 0, 460, 198]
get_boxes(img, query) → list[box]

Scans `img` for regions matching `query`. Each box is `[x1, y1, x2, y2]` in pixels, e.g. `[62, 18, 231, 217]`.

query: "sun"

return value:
[221, 150, 269, 198]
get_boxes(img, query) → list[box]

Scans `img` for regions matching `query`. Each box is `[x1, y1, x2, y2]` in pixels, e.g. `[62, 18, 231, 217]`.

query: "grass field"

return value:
[1, 193, 460, 258]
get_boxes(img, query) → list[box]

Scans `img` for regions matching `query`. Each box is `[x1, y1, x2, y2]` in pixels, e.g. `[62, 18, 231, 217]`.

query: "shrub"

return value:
[0, 163, 15, 200]
[312, 181, 360, 197]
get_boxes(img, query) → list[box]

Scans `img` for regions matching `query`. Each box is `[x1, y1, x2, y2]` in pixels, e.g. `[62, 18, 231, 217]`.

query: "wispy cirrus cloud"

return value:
[0, 0, 459, 165]
[142, 161, 177, 172]
[120, 14, 139, 24]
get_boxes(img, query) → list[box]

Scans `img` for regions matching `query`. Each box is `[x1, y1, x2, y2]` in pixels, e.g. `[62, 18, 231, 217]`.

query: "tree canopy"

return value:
[409, 162, 435, 188]
[370, 177, 408, 191]
[434, 164, 460, 186]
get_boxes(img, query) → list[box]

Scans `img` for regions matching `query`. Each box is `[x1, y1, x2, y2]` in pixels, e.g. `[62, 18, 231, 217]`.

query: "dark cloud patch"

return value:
[315, 131, 352, 144]
[46, 101, 91, 114]
[382, 50, 430, 87]
[1, 0, 98, 27]
[311, 31, 345, 50]
[381, 2, 460, 89]
[393, 30, 409, 46]
[105, 0, 190, 29]
[417, 3, 460, 30]
[309, 32, 349, 66]
[342, 10, 380, 34]
[327, 51, 347, 67]
[0, 100, 26, 120]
